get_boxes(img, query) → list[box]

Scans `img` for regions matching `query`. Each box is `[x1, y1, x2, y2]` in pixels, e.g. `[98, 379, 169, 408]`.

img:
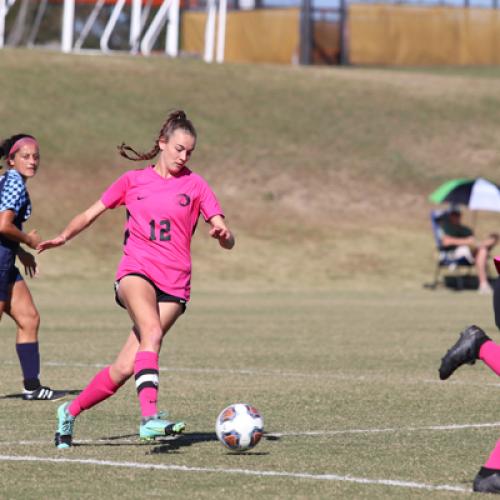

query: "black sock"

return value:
[15, 342, 40, 389]
[477, 467, 500, 478]
[23, 378, 41, 391]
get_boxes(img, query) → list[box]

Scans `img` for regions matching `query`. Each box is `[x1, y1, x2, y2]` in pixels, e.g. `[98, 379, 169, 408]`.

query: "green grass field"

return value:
[2, 48, 500, 497]
[0, 278, 499, 498]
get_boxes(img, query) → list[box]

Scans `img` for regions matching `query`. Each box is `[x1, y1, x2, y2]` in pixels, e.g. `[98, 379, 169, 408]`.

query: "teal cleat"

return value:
[139, 413, 186, 441]
[55, 402, 75, 449]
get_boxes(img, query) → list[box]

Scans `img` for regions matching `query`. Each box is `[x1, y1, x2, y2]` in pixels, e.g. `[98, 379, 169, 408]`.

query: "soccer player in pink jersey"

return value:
[38, 110, 235, 448]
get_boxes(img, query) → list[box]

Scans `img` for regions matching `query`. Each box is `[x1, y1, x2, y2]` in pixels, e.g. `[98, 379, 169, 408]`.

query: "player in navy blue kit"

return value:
[0, 134, 65, 400]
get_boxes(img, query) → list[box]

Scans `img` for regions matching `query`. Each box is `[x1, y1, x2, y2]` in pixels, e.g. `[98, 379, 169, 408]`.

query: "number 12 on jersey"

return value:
[149, 219, 171, 241]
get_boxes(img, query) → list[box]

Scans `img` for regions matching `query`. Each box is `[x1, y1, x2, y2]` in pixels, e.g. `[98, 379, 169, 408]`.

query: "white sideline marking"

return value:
[268, 421, 500, 437]
[0, 455, 469, 493]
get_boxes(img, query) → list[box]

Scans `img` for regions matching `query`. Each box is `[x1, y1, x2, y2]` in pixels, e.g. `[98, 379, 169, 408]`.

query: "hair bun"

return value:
[173, 110, 186, 121]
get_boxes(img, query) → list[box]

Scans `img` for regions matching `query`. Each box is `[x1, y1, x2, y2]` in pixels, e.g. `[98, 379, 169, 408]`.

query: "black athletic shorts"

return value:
[114, 273, 187, 314]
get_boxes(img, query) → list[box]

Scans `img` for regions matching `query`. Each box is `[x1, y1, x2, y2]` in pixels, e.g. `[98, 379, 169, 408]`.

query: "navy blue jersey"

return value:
[0, 169, 31, 268]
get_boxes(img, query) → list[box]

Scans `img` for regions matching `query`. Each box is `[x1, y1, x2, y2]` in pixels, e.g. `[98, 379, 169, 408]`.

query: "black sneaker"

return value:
[473, 467, 500, 493]
[439, 325, 491, 380]
[22, 386, 66, 401]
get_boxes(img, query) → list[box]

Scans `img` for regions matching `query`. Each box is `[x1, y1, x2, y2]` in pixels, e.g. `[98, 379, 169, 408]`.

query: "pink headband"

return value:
[8, 137, 39, 157]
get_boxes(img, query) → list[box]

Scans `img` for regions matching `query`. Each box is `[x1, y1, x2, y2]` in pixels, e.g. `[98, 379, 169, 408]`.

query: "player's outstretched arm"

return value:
[37, 200, 108, 253]
[208, 215, 235, 250]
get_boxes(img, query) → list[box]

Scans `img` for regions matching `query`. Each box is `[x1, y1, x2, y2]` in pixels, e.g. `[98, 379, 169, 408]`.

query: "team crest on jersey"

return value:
[177, 194, 191, 207]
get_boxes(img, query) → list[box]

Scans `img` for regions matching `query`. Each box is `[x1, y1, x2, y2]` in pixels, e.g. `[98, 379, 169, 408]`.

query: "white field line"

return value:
[2, 421, 500, 447]
[0, 455, 469, 493]
[2, 359, 500, 388]
[268, 421, 500, 437]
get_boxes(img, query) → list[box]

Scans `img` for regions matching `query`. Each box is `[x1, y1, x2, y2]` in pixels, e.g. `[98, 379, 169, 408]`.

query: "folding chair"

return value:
[428, 209, 476, 290]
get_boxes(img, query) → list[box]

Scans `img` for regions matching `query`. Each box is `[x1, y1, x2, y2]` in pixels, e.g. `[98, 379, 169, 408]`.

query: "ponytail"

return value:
[117, 109, 197, 162]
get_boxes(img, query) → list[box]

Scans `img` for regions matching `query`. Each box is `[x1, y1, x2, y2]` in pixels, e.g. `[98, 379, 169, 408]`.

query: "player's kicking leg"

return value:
[55, 402, 75, 449]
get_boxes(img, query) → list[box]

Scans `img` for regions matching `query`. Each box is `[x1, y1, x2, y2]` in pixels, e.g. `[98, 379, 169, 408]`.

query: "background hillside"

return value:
[2, 49, 500, 291]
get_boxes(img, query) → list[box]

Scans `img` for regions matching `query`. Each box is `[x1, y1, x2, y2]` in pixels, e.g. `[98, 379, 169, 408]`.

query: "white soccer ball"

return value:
[215, 403, 264, 452]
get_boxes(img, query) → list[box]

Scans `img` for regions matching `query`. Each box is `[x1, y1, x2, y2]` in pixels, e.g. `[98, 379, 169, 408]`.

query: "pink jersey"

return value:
[101, 165, 223, 301]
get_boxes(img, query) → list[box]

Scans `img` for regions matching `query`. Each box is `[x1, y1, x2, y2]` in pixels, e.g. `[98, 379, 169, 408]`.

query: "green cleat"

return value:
[139, 413, 186, 441]
[55, 402, 75, 449]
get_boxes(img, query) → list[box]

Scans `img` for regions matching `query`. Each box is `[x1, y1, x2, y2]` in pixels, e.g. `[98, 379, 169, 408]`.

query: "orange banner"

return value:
[181, 8, 300, 64]
[348, 4, 500, 65]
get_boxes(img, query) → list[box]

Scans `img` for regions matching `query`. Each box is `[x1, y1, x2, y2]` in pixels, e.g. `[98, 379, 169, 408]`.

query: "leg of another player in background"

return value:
[5, 279, 42, 392]
[439, 276, 500, 380]
[6, 278, 65, 400]
[476, 278, 500, 374]
[471, 278, 500, 492]
[493, 276, 500, 330]
[476, 245, 493, 293]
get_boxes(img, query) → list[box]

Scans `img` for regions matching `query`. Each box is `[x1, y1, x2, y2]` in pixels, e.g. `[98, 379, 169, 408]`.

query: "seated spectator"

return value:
[439, 205, 498, 294]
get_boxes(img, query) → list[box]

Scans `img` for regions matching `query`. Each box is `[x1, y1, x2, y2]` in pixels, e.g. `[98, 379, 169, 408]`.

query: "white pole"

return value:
[100, 0, 126, 53]
[141, 0, 153, 28]
[74, 0, 105, 50]
[130, 0, 141, 54]
[0, 0, 16, 49]
[203, 0, 216, 63]
[27, 0, 49, 47]
[0, 0, 6, 49]
[215, 0, 226, 63]
[61, 0, 75, 53]
[140, 0, 173, 56]
[165, 0, 179, 57]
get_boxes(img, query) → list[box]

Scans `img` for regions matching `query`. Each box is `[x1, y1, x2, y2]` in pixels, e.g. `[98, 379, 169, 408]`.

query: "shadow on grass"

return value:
[73, 434, 148, 448]
[149, 432, 219, 454]
[69, 432, 218, 450]
[264, 434, 280, 441]
[64, 431, 279, 451]
[0, 389, 81, 400]
[150, 432, 275, 455]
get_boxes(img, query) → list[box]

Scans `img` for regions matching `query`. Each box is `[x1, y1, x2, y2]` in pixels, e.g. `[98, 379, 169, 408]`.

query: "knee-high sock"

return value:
[134, 351, 159, 418]
[485, 440, 500, 469]
[16, 342, 40, 390]
[479, 341, 500, 376]
[68, 366, 119, 417]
